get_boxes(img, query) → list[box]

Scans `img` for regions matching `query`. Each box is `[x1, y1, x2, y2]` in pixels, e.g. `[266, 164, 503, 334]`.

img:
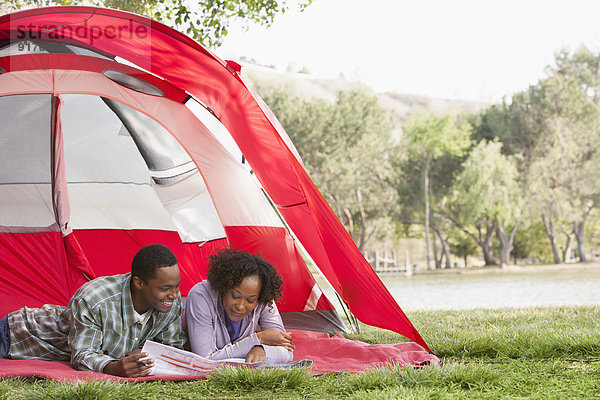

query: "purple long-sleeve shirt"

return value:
[184, 280, 293, 363]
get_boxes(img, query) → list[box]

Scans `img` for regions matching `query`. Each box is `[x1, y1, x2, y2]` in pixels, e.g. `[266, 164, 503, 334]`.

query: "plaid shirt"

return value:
[8, 273, 186, 372]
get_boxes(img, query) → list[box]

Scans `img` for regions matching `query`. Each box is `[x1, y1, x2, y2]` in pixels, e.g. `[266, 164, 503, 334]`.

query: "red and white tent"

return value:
[0, 6, 429, 350]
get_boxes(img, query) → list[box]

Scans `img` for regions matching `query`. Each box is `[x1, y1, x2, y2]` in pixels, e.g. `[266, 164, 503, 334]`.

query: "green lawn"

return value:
[1, 306, 599, 399]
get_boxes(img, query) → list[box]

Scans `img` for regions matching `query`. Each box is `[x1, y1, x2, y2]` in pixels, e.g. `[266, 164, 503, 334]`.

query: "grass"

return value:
[1, 305, 599, 399]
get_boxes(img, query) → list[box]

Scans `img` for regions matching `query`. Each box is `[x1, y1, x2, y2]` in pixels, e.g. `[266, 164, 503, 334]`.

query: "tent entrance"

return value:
[0, 63, 345, 333]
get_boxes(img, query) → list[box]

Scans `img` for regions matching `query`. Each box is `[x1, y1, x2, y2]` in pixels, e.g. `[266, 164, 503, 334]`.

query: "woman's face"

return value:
[222, 274, 261, 322]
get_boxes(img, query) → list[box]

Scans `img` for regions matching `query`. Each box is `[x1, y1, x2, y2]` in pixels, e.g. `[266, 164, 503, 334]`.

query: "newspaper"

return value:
[140, 340, 312, 376]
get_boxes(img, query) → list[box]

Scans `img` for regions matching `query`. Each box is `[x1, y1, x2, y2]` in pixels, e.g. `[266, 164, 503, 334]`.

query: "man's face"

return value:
[133, 264, 181, 314]
[222, 274, 261, 322]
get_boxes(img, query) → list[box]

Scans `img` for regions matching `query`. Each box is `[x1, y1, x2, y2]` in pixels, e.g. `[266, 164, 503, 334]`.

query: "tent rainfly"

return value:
[0, 6, 430, 351]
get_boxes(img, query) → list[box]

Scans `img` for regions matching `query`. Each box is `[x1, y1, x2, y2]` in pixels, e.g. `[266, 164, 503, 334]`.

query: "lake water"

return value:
[316, 266, 600, 311]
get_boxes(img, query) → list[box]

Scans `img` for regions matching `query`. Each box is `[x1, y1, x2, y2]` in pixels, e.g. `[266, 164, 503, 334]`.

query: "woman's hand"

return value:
[256, 329, 294, 351]
[245, 345, 267, 363]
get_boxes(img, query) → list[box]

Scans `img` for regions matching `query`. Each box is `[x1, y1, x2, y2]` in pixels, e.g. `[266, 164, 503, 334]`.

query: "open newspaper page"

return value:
[141, 340, 258, 375]
[141, 340, 312, 375]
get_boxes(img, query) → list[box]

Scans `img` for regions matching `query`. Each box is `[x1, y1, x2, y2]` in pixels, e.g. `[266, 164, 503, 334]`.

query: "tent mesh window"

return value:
[0, 94, 56, 231]
[61, 94, 225, 244]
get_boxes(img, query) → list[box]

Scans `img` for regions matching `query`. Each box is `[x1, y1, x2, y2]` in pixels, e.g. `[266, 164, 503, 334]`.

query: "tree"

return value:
[587, 211, 600, 261]
[552, 46, 600, 101]
[472, 86, 548, 172]
[3, 0, 311, 47]
[528, 112, 595, 264]
[548, 46, 600, 262]
[394, 150, 464, 269]
[526, 57, 600, 263]
[400, 111, 471, 269]
[475, 46, 600, 264]
[444, 140, 522, 266]
[262, 88, 397, 252]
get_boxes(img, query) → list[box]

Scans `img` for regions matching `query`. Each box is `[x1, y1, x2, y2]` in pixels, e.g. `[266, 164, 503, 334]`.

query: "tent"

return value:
[0, 6, 430, 351]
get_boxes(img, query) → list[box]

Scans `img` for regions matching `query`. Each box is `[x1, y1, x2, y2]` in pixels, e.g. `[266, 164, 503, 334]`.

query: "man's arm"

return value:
[67, 296, 116, 373]
[68, 297, 157, 377]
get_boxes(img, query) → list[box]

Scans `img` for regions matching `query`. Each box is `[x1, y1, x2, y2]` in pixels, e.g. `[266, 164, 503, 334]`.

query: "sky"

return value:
[216, 0, 600, 103]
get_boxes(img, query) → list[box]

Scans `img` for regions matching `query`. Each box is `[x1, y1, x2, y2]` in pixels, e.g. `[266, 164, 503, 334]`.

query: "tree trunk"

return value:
[574, 220, 587, 262]
[541, 210, 562, 264]
[441, 212, 496, 266]
[496, 220, 519, 266]
[561, 231, 573, 263]
[477, 219, 497, 266]
[432, 230, 441, 269]
[573, 202, 593, 263]
[423, 165, 432, 269]
[431, 221, 452, 268]
[343, 207, 354, 242]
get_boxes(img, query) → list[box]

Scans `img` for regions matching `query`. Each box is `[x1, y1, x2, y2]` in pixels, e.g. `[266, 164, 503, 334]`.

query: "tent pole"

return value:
[258, 185, 353, 332]
[351, 312, 361, 333]
[335, 292, 359, 333]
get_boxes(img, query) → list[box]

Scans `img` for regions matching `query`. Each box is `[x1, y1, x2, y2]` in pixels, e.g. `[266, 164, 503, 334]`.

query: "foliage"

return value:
[450, 141, 521, 224]
[472, 89, 545, 167]
[401, 110, 472, 164]
[448, 230, 479, 267]
[2, 0, 311, 47]
[587, 211, 600, 254]
[511, 222, 554, 263]
[394, 152, 464, 222]
[552, 45, 600, 99]
[263, 88, 397, 251]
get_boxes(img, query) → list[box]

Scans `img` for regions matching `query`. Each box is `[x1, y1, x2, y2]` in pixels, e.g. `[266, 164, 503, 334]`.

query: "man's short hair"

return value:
[131, 244, 178, 282]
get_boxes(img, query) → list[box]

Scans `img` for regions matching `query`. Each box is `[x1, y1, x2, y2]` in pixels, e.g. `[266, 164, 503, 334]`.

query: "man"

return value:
[0, 244, 186, 377]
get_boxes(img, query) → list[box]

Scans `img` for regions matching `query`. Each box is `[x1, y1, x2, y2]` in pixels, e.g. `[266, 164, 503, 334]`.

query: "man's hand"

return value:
[245, 345, 267, 363]
[102, 348, 154, 377]
[256, 329, 294, 351]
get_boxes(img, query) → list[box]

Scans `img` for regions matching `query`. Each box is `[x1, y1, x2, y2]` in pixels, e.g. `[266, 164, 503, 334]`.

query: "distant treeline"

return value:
[261, 45, 600, 268]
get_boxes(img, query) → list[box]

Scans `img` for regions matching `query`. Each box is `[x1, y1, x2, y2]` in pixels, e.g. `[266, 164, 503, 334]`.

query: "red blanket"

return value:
[0, 330, 438, 381]
[290, 330, 439, 373]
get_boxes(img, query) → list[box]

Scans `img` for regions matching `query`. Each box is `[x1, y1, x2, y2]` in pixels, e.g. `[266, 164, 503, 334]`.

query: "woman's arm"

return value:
[256, 303, 294, 363]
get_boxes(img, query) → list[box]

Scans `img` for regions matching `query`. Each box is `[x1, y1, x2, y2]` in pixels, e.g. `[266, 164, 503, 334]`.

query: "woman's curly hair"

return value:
[207, 248, 284, 305]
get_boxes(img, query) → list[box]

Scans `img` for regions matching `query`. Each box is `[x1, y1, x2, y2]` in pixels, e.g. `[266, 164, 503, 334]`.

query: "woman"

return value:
[184, 248, 294, 363]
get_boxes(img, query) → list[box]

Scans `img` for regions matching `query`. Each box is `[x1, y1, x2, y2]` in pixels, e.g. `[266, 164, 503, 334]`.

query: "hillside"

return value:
[239, 61, 493, 131]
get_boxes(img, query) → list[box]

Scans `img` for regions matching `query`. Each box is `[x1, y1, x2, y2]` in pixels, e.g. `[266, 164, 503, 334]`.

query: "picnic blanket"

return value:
[290, 329, 439, 374]
[0, 330, 439, 382]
